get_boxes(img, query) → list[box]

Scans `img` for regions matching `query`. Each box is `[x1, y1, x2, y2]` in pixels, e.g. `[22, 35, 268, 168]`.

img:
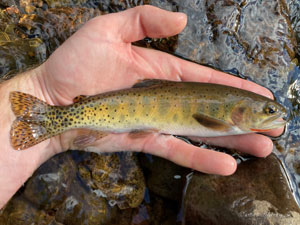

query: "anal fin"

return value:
[72, 129, 108, 147]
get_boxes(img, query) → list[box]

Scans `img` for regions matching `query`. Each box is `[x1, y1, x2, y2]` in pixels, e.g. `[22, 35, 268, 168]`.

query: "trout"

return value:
[10, 80, 286, 150]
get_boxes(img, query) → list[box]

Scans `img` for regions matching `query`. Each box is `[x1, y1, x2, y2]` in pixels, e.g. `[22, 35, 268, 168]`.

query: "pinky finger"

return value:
[140, 134, 237, 175]
[61, 130, 237, 175]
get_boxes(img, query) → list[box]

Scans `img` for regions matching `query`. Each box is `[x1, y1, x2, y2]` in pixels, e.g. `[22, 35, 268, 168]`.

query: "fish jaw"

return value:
[250, 111, 287, 132]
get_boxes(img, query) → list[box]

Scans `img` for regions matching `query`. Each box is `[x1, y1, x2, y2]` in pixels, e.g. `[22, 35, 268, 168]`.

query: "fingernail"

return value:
[175, 12, 187, 20]
[222, 158, 237, 176]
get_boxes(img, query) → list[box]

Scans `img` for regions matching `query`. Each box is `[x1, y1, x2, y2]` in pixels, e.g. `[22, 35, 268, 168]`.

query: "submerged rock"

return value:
[55, 177, 114, 225]
[0, 196, 62, 225]
[183, 153, 300, 225]
[23, 152, 77, 210]
[287, 0, 300, 58]
[0, 3, 102, 79]
[78, 152, 146, 209]
[139, 154, 191, 201]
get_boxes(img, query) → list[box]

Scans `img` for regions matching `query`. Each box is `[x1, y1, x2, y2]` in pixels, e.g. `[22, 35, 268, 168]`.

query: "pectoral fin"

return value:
[128, 129, 159, 139]
[192, 113, 232, 131]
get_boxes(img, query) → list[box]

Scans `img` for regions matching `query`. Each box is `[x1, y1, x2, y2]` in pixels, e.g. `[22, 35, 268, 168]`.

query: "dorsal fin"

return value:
[132, 79, 174, 88]
[192, 113, 232, 131]
[73, 95, 89, 103]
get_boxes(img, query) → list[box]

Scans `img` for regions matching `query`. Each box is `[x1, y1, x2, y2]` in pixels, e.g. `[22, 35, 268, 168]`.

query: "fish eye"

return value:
[264, 104, 277, 114]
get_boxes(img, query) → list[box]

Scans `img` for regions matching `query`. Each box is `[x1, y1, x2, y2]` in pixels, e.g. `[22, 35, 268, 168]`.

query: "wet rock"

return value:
[183, 153, 300, 225]
[55, 177, 114, 225]
[78, 152, 145, 209]
[0, 206, 8, 224]
[0, 196, 61, 225]
[44, 0, 88, 8]
[287, 0, 299, 57]
[0, 0, 18, 8]
[139, 154, 191, 201]
[97, 0, 148, 13]
[0, 37, 46, 79]
[111, 195, 181, 225]
[0, 4, 102, 79]
[23, 152, 77, 210]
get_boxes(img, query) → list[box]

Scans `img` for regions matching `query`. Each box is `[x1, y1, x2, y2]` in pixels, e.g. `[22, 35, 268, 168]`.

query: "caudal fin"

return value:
[9, 92, 51, 150]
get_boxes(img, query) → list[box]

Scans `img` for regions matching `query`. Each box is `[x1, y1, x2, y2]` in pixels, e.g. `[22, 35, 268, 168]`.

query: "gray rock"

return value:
[183, 153, 300, 225]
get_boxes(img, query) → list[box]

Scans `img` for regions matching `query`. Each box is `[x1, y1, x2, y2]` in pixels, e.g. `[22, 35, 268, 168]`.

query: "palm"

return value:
[42, 12, 180, 105]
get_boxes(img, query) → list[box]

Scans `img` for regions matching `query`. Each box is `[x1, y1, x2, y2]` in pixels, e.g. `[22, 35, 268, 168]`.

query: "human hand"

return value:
[36, 5, 283, 175]
[0, 5, 284, 208]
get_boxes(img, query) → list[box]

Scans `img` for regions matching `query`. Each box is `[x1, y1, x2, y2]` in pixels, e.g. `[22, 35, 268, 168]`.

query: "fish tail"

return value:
[9, 91, 52, 150]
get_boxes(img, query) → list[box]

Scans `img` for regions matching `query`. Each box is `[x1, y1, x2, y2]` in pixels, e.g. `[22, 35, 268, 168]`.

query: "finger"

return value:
[131, 46, 274, 99]
[263, 127, 285, 137]
[86, 5, 187, 43]
[61, 131, 237, 175]
[190, 133, 273, 157]
[139, 134, 237, 175]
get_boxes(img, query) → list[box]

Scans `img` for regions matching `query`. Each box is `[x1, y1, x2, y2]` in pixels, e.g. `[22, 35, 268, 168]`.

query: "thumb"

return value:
[84, 5, 187, 43]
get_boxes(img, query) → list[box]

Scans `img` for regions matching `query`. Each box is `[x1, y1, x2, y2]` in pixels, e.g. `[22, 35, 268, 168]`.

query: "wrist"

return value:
[0, 66, 60, 209]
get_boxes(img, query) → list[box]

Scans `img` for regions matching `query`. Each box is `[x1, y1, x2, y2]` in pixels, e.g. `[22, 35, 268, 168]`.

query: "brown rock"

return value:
[23, 152, 77, 210]
[0, 196, 61, 225]
[139, 154, 191, 201]
[55, 177, 114, 225]
[78, 152, 146, 209]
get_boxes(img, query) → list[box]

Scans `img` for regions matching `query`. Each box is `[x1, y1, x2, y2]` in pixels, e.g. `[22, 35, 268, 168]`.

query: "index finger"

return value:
[135, 46, 274, 99]
[179, 61, 274, 99]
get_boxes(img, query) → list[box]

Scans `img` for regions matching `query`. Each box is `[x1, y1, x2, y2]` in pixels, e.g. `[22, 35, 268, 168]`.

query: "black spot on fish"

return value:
[238, 107, 246, 113]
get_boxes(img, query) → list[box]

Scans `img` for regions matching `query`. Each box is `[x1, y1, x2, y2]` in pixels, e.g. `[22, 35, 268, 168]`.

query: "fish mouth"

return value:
[260, 112, 287, 129]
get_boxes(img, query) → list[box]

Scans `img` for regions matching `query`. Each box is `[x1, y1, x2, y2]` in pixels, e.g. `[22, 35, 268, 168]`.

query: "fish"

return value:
[9, 79, 287, 150]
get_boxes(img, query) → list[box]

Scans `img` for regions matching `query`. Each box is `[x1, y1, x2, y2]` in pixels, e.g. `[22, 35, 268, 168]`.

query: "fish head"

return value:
[231, 98, 287, 132]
